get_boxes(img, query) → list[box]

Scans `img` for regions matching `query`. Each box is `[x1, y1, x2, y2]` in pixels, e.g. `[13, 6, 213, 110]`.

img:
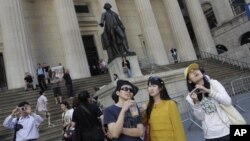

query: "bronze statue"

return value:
[100, 3, 134, 62]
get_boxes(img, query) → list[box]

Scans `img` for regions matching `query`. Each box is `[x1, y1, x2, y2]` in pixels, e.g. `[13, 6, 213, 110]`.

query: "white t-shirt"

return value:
[62, 109, 74, 125]
[37, 95, 48, 112]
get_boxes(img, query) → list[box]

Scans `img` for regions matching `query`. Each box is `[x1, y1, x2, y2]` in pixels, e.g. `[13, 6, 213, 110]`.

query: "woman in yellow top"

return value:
[144, 76, 186, 141]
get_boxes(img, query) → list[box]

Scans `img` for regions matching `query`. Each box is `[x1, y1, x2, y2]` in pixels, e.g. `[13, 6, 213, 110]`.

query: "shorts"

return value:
[37, 111, 48, 119]
[53, 87, 62, 97]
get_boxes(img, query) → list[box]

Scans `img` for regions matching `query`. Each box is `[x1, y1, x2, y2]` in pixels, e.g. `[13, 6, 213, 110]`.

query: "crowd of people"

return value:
[3, 62, 245, 141]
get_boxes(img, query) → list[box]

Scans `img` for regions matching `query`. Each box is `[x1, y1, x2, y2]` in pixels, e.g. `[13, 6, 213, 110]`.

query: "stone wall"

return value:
[220, 43, 250, 64]
[21, 0, 65, 67]
[95, 68, 187, 109]
[212, 14, 250, 50]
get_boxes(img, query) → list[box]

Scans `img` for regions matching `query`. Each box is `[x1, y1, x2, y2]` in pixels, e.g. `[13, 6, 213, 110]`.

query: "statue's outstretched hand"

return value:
[99, 23, 104, 27]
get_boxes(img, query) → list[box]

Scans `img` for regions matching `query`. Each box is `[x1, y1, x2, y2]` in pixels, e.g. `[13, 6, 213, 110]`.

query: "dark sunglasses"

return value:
[148, 76, 162, 81]
[120, 87, 133, 92]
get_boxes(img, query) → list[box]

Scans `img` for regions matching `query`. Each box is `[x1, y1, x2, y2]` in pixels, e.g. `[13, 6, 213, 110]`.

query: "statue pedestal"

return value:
[108, 55, 143, 80]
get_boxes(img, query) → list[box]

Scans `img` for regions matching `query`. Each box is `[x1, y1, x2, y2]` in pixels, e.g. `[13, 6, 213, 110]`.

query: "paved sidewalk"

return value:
[183, 93, 250, 141]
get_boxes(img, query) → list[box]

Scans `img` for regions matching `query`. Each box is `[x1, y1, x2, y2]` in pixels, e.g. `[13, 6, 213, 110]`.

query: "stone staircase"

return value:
[0, 60, 249, 141]
[0, 74, 111, 141]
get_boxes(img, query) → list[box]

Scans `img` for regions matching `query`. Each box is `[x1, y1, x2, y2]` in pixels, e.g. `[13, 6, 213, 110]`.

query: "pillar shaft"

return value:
[54, 0, 90, 79]
[0, 0, 35, 89]
[134, 0, 169, 65]
[186, 0, 217, 54]
[163, 0, 197, 61]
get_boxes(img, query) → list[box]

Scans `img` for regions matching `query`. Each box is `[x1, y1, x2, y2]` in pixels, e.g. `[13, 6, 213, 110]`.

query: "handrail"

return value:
[198, 50, 250, 71]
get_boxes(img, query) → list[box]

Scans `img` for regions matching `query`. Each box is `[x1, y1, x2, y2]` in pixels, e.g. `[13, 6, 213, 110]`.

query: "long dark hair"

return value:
[186, 69, 210, 99]
[146, 76, 171, 120]
[78, 90, 90, 105]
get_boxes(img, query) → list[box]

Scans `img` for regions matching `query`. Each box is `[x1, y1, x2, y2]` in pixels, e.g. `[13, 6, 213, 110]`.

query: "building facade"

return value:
[0, 0, 249, 89]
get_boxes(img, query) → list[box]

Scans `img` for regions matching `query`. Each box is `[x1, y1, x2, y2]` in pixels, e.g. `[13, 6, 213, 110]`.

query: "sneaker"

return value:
[48, 123, 55, 127]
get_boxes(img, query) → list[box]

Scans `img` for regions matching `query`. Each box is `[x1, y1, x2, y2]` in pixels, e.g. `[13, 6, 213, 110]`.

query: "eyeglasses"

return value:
[148, 76, 164, 84]
[149, 76, 161, 81]
[120, 87, 133, 92]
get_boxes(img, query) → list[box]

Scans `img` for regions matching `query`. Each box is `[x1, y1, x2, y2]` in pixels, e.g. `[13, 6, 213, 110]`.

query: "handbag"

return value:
[220, 104, 246, 125]
[63, 129, 74, 141]
[80, 105, 105, 141]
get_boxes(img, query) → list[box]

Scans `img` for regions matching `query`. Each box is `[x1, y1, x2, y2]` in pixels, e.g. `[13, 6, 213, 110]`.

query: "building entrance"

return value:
[81, 35, 100, 76]
[0, 53, 7, 90]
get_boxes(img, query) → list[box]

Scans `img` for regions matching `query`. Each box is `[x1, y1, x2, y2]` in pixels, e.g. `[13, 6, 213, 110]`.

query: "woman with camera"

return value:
[185, 63, 232, 141]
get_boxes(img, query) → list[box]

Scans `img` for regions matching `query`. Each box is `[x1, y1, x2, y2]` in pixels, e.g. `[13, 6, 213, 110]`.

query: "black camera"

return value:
[14, 123, 23, 132]
[193, 89, 203, 101]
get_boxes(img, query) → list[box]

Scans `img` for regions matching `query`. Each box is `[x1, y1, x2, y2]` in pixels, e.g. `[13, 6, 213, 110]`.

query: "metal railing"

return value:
[199, 50, 250, 70]
[231, 76, 250, 112]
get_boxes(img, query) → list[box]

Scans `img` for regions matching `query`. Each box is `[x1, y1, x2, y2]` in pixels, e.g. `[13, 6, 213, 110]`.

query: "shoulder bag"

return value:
[220, 104, 246, 125]
[80, 105, 105, 141]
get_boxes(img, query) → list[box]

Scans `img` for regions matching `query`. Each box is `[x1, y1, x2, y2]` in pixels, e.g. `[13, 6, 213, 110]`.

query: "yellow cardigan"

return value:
[148, 100, 186, 141]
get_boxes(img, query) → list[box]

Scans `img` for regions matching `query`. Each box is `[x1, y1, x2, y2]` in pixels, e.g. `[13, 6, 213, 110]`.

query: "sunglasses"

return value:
[149, 76, 161, 81]
[120, 87, 133, 92]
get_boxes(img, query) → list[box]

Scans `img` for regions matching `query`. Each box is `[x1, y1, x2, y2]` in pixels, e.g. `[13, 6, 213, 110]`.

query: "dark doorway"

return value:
[240, 32, 250, 46]
[216, 44, 228, 54]
[0, 53, 7, 90]
[81, 35, 100, 76]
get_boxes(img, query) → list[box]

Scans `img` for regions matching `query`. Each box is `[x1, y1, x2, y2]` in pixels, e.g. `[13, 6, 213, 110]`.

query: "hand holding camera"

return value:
[190, 88, 202, 103]
[11, 107, 19, 116]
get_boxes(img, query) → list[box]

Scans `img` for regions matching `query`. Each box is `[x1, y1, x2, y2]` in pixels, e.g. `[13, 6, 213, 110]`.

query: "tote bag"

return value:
[220, 104, 246, 125]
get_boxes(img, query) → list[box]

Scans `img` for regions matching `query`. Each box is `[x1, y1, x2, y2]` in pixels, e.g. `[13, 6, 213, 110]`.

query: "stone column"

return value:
[212, 0, 234, 25]
[185, 0, 217, 54]
[162, 0, 197, 61]
[54, 0, 90, 79]
[134, 0, 169, 65]
[0, 0, 35, 89]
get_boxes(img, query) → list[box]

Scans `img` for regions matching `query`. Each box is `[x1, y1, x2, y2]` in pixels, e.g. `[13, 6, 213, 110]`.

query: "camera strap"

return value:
[13, 117, 20, 141]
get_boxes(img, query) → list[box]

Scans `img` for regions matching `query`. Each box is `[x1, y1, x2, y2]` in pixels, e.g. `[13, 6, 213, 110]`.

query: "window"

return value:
[216, 45, 228, 54]
[240, 32, 250, 46]
[74, 5, 89, 13]
[202, 3, 217, 29]
[230, 0, 245, 15]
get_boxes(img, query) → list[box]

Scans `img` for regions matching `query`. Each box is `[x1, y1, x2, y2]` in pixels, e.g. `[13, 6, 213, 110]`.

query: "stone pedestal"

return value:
[108, 55, 142, 80]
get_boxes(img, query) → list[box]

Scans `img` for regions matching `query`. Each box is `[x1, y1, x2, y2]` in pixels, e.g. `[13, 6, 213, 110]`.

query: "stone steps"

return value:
[0, 60, 249, 141]
[0, 74, 111, 141]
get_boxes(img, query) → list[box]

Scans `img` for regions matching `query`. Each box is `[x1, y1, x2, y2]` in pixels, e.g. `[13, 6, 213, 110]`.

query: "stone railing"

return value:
[199, 50, 250, 70]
